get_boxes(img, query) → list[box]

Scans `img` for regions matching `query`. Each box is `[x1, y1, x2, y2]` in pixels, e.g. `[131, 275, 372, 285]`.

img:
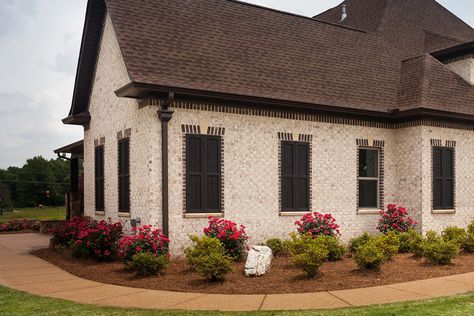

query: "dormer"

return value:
[432, 42, 474, 85]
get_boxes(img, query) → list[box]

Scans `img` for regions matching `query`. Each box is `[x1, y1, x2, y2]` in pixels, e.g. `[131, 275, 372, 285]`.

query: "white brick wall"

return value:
[444, 56, 474, 85]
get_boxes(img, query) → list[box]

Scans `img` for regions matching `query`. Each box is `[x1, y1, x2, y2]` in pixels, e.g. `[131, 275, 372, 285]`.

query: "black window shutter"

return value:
[281, 142, 309, 211]
[186, 135, 221, 213]
[118, 139, 130, 212]
[433, 147, 454, 209]
[95, 146, 104, 211]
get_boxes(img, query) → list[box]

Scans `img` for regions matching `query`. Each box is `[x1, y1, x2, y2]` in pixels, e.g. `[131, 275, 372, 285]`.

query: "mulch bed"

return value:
[32, 248, 474, 295]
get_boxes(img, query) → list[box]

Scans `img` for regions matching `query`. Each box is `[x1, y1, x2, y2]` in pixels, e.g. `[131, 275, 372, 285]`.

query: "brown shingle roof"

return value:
[67, 0, 474, 121]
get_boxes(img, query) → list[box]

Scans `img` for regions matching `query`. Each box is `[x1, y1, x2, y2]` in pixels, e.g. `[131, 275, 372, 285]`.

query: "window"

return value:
[433, 147, 454, 210]
[281, 141, 309, 211]
[94, 145, 104, 211]
[118, 138, 130, 212]
[186, 134, 221, 213]
[358, 148, 379, 208]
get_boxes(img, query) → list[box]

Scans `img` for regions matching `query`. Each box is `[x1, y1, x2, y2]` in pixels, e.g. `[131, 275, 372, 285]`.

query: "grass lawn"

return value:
[0, 207, 65, 224]
[2, 286, 474, 316]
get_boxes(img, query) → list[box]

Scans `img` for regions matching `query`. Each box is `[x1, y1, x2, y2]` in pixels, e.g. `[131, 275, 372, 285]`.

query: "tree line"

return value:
[0, 156, 72, 208]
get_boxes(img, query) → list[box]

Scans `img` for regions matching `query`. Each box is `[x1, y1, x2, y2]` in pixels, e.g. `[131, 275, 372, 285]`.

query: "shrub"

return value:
[348, 232, 374, 254]
[185, 235, 234, 281]
[0, 219, 40, 232]
[50, 217, 94, 248]
[317, 235, 346, 261]
[373, 232, 399, 261]
[353, 240, 386, 270]
[203, 217, 248, 260]
[118, 225, 170, 263]
[377, 204, 417, 234]
[407, 230, 425, 257]
[442, 226, 467, 248]
[423, 231, 460, 265]
[398, 229, 420, 253]
[464, 233, 474, 252]
[263, 238, 285, 257]
[295, 212, 340, 238]
[71, 219, 123, 260]
[468, 221, 474, 235]
[286, 233, 329, 278]
[126, 253, 169, 276]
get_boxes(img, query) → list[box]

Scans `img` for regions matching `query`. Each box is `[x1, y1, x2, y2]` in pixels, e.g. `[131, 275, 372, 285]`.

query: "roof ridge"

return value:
[224, 0, 366, 33]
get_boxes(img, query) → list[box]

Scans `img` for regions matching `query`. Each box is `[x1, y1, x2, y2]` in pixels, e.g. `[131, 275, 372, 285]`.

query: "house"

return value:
[56, 0, 474, 253]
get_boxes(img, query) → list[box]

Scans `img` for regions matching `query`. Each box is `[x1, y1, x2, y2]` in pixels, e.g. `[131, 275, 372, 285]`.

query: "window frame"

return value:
[280, 140, 310, 212]
[185, 134, 222, 213]
[94, 145, 105, 212]
[357, 147, 380, 209]
[432, 146, 455, 210]
[118, 137, 130, 213]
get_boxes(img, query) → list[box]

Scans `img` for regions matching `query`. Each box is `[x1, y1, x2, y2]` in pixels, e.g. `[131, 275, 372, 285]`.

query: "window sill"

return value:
[280, 211, 310, 217]
[95, 211, 105, 216]
[357, 209, 381, 215]
[184, 213, 224, 219]
[118, 212, 131, 218]
[432, 209, 455, 214]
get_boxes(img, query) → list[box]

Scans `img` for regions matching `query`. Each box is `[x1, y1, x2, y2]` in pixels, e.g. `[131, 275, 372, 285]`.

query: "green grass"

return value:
[1, 286, 474, 316]
[0, 207, 65, 223]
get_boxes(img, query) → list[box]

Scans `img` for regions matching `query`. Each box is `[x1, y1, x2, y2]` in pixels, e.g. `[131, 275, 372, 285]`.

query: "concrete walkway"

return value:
[1, 234, 474, 311]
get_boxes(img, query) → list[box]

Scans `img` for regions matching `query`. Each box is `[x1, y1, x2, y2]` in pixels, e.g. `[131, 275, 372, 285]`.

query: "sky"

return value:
[0, 0, 473, 169]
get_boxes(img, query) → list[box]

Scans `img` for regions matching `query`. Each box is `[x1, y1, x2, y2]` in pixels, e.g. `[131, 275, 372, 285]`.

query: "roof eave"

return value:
[62, 111, 91, 125]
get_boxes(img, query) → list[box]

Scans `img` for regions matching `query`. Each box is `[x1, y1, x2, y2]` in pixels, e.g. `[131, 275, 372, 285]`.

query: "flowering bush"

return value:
[377, 204, 417, 234]
[51, 217, 94, 247]
[118, 225, 170, 263]
[295, 212, 340, 238]
[71, 219, 123, 260]
[203, 217, 248, 260]
[0, 219, 40, 232]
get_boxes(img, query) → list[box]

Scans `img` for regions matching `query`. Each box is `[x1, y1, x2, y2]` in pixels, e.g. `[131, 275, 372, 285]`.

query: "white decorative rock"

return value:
[244, 245, 273, 277]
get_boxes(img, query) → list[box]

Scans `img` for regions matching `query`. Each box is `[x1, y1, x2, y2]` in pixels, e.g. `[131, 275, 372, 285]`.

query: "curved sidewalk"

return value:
[1, 234, 474, 311]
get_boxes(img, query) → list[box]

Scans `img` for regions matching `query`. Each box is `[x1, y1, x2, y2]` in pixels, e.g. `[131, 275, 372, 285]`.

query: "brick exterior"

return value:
[443, 55, 474, 85]
[83, 14, 474, 255]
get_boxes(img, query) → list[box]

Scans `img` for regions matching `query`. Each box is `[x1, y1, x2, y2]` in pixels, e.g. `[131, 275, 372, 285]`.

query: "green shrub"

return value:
[442, 226, 467, 248]
[286, 233, 329, 278]
[464, 233, 474, 252]
[317, 235, 346, 261]
[126, 252, 169, 276]
[423, 231, 460, 265]
[373, 232, 400, 261]
[184, 236, 234, 281]
[353, 240, 386, 270]
[348, 232, 374, 254]
[407, 230, 425, 257]
[263, 238, 286, 257]
[398, 230, 413, 253]
[468, 221, 474, 235]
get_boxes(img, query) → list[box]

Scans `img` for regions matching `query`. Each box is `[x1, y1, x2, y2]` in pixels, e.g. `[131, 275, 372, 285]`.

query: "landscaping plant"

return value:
[353, 239, 386, 270]
[317, 235, 346, 261]
[423, 231, 460, 265]
[50, 216, 94, 248]
[373, 232, 400, 261]
[185, 235, 234, 281]
[263, 238, 286, 256]
[126, 252, 169, 277]
[203, 216, 248, 260]
[348, 232, 374, 254]
[71, 219, 123, 260]
[118, 225, 170, 263]
[286, 233, 329, 278]
[0, 219, 40, 232]
[442, 226, 467, 248]
[377, 204, 417, 234]
[295, 212, 340, 238]
[397, 229, 418, 253]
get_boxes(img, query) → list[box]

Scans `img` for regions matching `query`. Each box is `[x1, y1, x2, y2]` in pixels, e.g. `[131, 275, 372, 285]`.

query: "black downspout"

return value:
[158, 93, 174, 237]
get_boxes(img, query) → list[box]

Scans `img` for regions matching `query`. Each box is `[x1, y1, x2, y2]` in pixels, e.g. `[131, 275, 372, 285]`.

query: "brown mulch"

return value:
[32, 248, 474, 295]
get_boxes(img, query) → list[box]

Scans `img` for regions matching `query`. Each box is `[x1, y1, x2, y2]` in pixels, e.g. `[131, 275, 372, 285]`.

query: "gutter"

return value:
[158, 92, 175, 238]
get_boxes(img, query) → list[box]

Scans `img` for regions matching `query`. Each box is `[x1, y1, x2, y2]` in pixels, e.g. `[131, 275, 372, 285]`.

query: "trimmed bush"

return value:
[118, 225, 170, 263]
[203, 217, 248, 260]
[295, 212, 340, 238]
[0, 219, 40, 233]
[317, 235, 346, 261]
[50, 217, 94, 248]
[397, 229, 421, 253]
[127, 253, 169, 276]
[263, 238, 285, 257]
[353, 240, 386, 270]
[377, 204, 417, 234]
[464, 234, 474, 253]
[407, 230, 425, 257]
[442, 226, 467, 248]
[373, 232, 399, 261]
[185, 235, 234, 281]
[348, 232, 373, 254]
[423, 231, 460, 265]
[286, 233, 329, 278]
